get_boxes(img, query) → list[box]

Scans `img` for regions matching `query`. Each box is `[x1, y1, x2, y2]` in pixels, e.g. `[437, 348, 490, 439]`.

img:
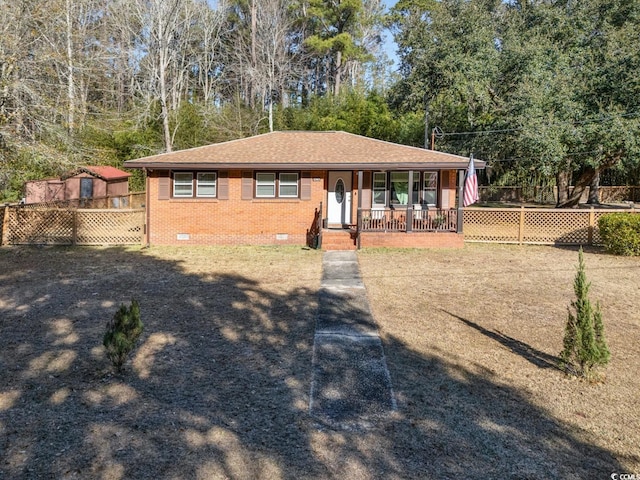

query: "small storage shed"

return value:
[25, 166, 131, 204]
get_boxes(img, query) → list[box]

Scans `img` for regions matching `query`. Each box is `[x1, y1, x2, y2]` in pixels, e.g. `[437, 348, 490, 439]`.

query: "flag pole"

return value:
[463, 154, 479, 208]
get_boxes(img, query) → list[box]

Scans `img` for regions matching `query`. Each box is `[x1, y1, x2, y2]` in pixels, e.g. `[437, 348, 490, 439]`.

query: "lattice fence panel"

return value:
[6, 208, 74, 245]
[76, 209, 144, 245]
[464, 207, 640, 245]
[523, 210, 591, 244]
[592, 211, 607, 245]
[463, 209, 520, 242]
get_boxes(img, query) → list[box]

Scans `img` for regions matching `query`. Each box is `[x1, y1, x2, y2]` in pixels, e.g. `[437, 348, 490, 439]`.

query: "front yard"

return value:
[0, 244, 638, 479]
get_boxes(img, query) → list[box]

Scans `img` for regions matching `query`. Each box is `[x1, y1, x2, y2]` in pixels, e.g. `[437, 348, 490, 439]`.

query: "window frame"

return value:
[172, 171, 218, 198]
[255, 171, 300, 199]
[422, 171, 438, 206]
[389, 171, 419, 206]
[278, 172, 299, 198]
[372, 171, 439, 207]
[256, 172, 277, 198]
[372, 172, 387, 207]
[196, 172, 217, 198]
[173, 172, 194, 198]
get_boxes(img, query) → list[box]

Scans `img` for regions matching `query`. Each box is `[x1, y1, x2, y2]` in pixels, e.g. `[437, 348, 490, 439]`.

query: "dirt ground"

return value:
[1, 244, 639, 479]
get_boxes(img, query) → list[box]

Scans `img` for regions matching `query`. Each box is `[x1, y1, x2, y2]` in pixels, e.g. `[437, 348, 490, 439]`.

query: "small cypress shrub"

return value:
[560, 248, 610, 380]
[598, 213, 640, 256]
[103, 299, 143, 373]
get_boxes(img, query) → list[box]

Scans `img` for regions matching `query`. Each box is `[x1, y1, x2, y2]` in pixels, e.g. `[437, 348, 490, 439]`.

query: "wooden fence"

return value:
[478, 185, 640, 204]
[463, 207, 640, 245]
[21, 192, 146, 210]
[1, 206, 145, 246]
[2, 203, 637, 248]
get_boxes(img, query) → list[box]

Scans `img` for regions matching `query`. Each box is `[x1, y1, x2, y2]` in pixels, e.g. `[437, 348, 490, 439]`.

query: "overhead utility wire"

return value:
[486, 150, 602, 163]
[438, 110, 640, 137]
[486, 149, 607, 164]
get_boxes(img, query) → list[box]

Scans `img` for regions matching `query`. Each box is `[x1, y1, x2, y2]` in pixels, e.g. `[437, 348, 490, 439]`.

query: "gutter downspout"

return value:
[144, 168, 151, 247]
[357, 170, 363, 249]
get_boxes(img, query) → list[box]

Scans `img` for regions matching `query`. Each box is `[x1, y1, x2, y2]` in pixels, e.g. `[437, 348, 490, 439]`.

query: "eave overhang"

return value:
[125, 161, 486, 171]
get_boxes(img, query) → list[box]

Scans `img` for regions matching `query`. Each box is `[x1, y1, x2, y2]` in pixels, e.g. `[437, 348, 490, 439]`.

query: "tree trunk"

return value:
[268, 91, 273, 132]
[65, 0, 75, 134]
[587, 170, 600, 205]
[556, 170, 570, 206]
[557, 167, 597, 208]
[424, 100, 430, 149]
[250, 0, 257, 108]
[334, 50, 342, 96]
[158, 45, 172, 152]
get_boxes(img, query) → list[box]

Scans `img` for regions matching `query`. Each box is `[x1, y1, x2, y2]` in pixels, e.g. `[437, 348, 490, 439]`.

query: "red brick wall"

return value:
[360, 232, 464, 249]
[147, 170, 325, 246]
[145, 169, 463, 248]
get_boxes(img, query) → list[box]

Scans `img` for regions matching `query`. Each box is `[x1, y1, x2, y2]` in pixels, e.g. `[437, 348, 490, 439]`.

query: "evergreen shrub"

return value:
[598, 213, 640, 256]
[560, 248, 610, 380]
[103, 299, 143, 373]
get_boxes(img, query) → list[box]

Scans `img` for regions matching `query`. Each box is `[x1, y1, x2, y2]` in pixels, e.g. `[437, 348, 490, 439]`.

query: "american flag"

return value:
[463, 155, 479, 207]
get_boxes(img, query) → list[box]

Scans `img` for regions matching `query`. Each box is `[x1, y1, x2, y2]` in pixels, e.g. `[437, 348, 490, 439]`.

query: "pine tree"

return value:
[103, 299, 143, 373]
[560, 248, 610, 379]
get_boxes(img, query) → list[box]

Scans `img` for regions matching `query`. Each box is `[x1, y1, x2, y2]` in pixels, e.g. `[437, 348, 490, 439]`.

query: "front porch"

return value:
[359, 207, 459, 233]
[310, 167, 470, 250]
[312, 207, 464, 250]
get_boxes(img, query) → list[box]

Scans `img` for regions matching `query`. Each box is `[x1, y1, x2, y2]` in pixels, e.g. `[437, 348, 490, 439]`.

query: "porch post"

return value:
[144, 168, 151, 246]
[406, 170, 413, 232]
[457, 169, 465, 233]
[357, 170, 363, 249]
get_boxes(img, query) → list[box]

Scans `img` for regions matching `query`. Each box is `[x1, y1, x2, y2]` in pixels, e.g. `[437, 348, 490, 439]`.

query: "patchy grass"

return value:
[0, 244, 638, 479]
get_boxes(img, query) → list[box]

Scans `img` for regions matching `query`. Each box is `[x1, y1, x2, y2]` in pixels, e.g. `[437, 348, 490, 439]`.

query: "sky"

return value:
[381, 0, 399, 68]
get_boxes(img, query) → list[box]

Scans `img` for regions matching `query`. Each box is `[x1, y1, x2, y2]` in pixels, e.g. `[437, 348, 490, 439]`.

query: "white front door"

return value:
[327, 171, 352, 226]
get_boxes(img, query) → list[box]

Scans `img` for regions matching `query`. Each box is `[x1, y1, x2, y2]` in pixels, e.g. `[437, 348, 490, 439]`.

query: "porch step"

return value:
[321, 229, 357, 250]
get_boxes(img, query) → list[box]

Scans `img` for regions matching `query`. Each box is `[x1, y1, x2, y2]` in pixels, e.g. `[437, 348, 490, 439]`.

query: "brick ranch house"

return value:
[124, 131, 484, 249]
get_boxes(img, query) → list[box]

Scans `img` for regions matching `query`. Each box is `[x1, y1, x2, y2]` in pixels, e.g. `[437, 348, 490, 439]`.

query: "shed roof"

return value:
[124, 131, 485, 171]
[78, 166, 131, 181]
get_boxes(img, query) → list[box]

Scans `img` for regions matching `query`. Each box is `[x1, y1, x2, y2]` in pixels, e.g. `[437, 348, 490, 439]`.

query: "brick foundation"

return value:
[359, 232, 464, 249]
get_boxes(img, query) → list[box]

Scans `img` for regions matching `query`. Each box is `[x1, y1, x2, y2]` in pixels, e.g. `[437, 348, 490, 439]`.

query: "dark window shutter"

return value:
[300, 171, 311, 200]
[158, 172, 170, 200]
[218, 171, 229, 200]
[241, 171, 253, 200]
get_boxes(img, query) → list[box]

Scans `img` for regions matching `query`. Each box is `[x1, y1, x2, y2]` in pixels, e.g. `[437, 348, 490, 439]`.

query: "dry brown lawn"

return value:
[0, 243, 638, 479]
[358, 244, 640, 479]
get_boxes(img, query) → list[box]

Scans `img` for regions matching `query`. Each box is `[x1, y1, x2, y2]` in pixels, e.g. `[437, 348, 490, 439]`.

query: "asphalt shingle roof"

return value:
[124, 131, 483, 170]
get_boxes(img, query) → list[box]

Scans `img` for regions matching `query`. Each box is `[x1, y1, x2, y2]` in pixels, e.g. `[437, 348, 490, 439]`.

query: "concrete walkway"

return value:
[309, 251, 396, 430]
